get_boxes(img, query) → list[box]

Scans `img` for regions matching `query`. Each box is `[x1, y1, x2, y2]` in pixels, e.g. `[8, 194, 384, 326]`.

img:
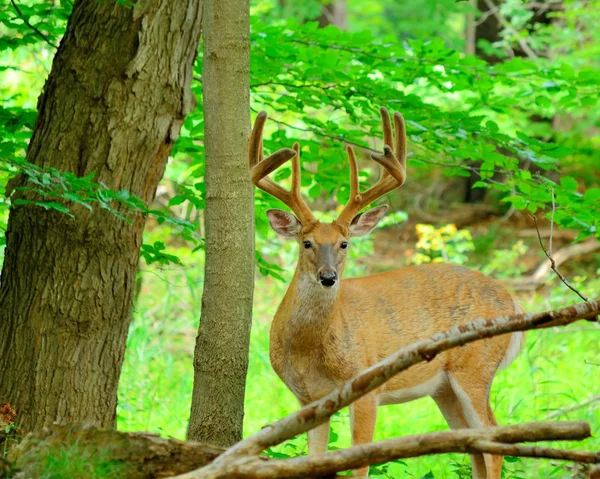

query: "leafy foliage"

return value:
[13, 439, 133, 479]
[2, 0, 599, 272]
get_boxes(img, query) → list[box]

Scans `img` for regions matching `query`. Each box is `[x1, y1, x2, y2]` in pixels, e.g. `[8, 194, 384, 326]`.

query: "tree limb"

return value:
[481, 0, 539, 58]
[174, 422, 596, 479]
[10, 0, 58, 49]
[242, 422, 594, 479]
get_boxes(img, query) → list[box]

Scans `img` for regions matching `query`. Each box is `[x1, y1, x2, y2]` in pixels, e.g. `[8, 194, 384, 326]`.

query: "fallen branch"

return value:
[174, 300, 599, 478]
[546, 393, 600, 420]
[228, 422, 596, 479]
[173, 422, 597, 479]
[509, 238, 600, 291]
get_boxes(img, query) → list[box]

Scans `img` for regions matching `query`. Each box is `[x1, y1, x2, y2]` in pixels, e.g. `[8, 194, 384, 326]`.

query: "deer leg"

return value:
[307, 419, 330, 455]
[350, 394, 378, 477]
[433, 378, 488, 479]
[446, 372, 503, 479]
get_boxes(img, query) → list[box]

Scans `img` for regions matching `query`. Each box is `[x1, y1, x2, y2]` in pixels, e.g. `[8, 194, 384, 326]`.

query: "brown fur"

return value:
[269, 221, 522, 479]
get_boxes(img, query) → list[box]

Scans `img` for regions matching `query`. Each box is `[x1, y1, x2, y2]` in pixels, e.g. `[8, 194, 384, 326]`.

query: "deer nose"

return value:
[319, 271, 337, 287]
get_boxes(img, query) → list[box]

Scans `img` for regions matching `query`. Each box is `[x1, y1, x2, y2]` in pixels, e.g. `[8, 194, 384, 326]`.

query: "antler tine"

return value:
[346, 145, 360, 203]
[381, 107, 394, 152]
[394, 111, 407, 172]
[249, 112, 315, 224]
[336, 108, 408, 226]
[379, 107, 393, 181]
[249, 111, 267, 170]
[290, 143, 316, 223]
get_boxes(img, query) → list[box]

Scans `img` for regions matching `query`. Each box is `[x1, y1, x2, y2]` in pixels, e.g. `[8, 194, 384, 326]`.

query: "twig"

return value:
[546, 394, 600, 420]
[10, 0, 58, 49]
[481, 0, 539, 59]
[549, 186, 555, 255]
[175, 300, 600, 479]
[530, 214, 589, 302]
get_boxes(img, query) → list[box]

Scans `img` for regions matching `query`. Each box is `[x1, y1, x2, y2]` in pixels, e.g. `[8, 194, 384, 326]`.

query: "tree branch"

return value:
[243, 422, 594, 479]
[10, 0, 58, 49]
[481, 0, 538, 59]
[174, 422, 597, 479]
[530, 214, 591, 302]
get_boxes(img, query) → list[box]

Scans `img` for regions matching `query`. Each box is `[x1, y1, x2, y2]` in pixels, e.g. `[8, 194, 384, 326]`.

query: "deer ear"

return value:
[348, 205, 388, 237]
[266, 209, 303, 239]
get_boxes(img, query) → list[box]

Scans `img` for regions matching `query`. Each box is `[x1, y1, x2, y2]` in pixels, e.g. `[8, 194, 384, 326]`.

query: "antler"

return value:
[336, 107, 407, 225]
[249, 111, 316, 225]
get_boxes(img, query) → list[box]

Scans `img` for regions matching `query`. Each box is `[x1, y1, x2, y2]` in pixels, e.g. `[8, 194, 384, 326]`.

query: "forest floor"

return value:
[117, 209, 600, 479]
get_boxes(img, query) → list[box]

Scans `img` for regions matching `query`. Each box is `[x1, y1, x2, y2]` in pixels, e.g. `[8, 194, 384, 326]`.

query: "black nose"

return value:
[319, 271, 337, 287]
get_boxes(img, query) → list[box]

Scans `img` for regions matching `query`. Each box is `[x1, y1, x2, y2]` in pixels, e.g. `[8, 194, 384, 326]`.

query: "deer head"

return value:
[249, 108, 407, 289]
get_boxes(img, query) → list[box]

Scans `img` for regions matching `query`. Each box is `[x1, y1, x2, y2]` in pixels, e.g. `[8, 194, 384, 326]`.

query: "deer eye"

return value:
[340, 241, 348, 249]
[303, 241, 312, 249]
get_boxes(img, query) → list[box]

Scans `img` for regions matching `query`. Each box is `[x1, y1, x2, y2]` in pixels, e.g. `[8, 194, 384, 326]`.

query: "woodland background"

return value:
[1, 0, 599, 477]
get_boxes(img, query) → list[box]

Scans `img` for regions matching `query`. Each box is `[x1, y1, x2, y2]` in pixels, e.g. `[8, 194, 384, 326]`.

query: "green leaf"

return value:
[503, 196, 527, 210]
[584, 188, 600, 201]
[535, 96, 551, 108]
[168, 195, 187, 206]
[560, 176, 578, 192]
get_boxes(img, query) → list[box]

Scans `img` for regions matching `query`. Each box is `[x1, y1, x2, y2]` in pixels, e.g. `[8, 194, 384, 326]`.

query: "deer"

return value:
[249, 107, 524, 478]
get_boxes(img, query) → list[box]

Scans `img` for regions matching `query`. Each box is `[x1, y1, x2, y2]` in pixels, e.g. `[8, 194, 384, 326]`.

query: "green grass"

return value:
[13, 440, 132, 479]
[117, 240, 600, 479]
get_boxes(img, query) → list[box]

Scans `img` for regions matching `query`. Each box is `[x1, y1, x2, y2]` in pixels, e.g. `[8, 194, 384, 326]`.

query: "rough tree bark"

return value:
[0, 0, 203, 432]
[187, 0, 254, 447]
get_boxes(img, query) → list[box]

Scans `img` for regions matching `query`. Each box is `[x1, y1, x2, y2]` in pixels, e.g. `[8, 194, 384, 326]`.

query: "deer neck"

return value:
[286, 271, 341, 329]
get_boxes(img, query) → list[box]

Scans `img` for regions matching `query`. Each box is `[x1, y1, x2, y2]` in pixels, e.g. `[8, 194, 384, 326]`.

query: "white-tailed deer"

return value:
[249, 108, 524, 478]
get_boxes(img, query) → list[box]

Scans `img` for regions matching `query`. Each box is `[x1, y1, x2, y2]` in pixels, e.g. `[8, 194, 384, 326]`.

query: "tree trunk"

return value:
[318, 0, 348, 29]
[0, 0, 203, 432]
[187, 0, 254, 447]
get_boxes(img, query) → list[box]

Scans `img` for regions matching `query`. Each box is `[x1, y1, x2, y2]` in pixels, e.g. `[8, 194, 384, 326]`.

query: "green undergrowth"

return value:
[117, 223, 600, 479]
[10, 440, 132, 479]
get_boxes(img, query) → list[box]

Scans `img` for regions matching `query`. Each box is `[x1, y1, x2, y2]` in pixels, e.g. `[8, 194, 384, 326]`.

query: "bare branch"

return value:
[174, 422, 596, 479]
[243, 422, 594, 479]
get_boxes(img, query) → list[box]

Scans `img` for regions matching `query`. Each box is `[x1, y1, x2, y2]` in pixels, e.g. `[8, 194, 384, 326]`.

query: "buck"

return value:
[249, 108, 524, 478]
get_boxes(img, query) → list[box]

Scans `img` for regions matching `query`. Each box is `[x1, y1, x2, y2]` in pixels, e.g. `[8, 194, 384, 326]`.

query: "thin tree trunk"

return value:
[318, 0, 348, 29]
[0, 0, 203, 432]
[187, 0, 254, 447]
